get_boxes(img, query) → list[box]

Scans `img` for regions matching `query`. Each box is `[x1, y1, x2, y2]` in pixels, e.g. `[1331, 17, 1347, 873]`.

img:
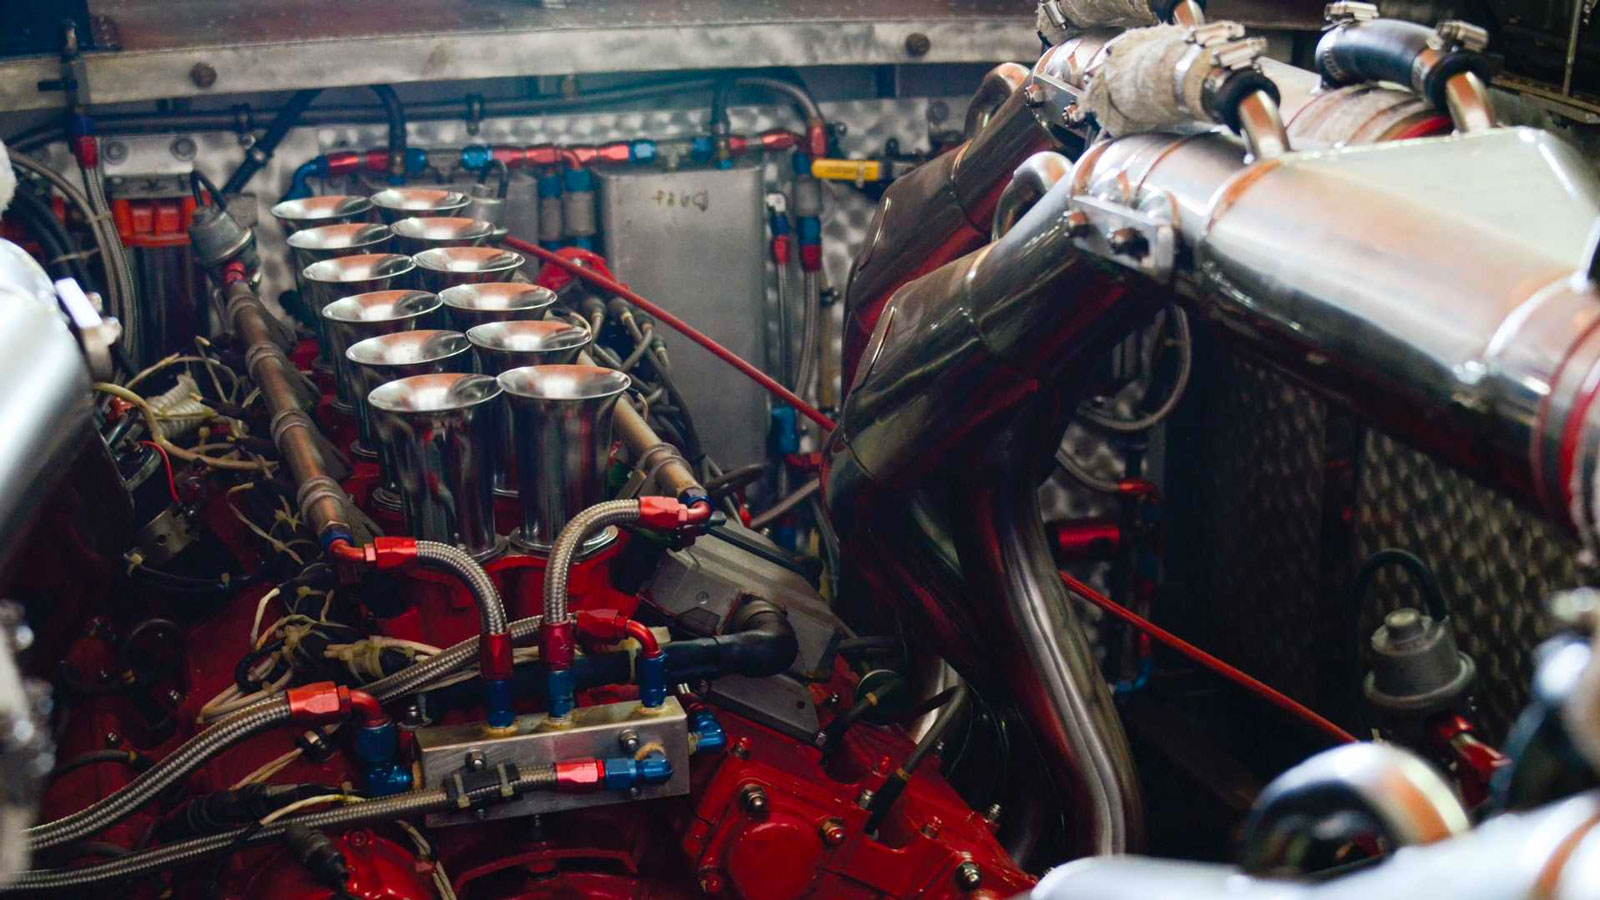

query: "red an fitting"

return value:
[637, 497, 713, 530]
[576, 610, 662, 657]
[481, 633, 515, 681]
[286, 682, 353, 725]
[347, 689, 388, 727]
[541, 621, 577, 672]
[329, 537, 418, 570]
[554, 759, 605, 792]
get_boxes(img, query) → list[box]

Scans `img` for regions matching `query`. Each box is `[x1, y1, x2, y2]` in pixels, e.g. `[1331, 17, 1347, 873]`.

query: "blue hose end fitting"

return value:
[460, 145, 491, 171]
[603, 757, 636, 791]
[637, 751, 673, 785]
[691, 710, 727, 755]
[638, 652, 668, 708]
[485, 678, 515, 729]
[630, 140, 657, 164]
[546, 668, 577, 720]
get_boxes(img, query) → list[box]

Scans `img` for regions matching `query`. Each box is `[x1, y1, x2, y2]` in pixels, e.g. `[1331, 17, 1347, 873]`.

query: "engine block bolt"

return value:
[104, 731, 122, 747]
[904, 32, 932, 57]
[820, 818, 846, 846]
[618, 729, 641, 753]
[856, 788, 875, 809]
[190, 62, 217, 89]
[740, 784, 769, 817]
[955, 861, 983, 891]
[1023, 84, 1046, 108]
[466, 750, 487, 772]
[698, 868, 725, 895]
[984, 803, 1003, 824]
[166, 689, 184, 705]
[730, 738, 751, 759]
[922, 817, 943, 838]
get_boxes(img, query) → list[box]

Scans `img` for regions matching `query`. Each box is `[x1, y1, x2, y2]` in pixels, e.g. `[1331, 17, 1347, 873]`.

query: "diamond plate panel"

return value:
[1354, 433, 1589, 738]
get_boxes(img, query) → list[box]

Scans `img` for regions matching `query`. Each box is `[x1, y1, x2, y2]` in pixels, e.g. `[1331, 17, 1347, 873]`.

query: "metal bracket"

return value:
[54, 278, 120, 381]
[1067, 195, 1177, 283]
[1434, 20, 1491, 53]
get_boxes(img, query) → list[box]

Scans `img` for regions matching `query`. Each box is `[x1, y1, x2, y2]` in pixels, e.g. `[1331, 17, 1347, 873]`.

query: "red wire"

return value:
[1058, 571, 1357, 745]
[139, 440, 182, 505]
[506, 236, 838, 433]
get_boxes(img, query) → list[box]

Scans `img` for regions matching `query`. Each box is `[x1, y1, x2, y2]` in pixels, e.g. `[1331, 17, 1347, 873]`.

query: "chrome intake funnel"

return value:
[367, 372, 505, 560]
[322, 290, 443, 426]
[390, 216, 495, 255]
[346, 330, 474, 509]
[287, 223, 394, 356]
[371, 188, 471, 224]
[303, 252, 415, 377]
[467, 320, 594, 496]
[270, 195, 374, 234]
[413, 246, 526, 294]
[496, 364, 630, 553]
[440, 283, 558, 331]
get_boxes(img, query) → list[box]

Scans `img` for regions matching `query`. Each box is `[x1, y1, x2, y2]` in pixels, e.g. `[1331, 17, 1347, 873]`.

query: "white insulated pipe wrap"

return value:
[1039, 0, 1156, 37]
[1084, 25, 1211, 136]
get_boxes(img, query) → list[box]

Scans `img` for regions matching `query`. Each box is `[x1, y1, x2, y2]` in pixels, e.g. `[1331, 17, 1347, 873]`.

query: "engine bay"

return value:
[4, 1, 1600, 898]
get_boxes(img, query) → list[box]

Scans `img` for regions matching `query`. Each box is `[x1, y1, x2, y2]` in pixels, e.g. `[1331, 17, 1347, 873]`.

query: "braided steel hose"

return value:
[8, 766, 561, 892]
[542, 501, 640, 628]
[414, 540, 507, 635]
[27, 696, 289, 850]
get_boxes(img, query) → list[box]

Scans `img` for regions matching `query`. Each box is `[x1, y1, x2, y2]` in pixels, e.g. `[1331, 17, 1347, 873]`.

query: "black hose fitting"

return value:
[1209, 68, 1281, 135]
[220, 88, 320, 197]
[367, 84, 408, 180]
[665, 599, 798, 681]
[286, 824, 351, 895]
[1315, 18, 1493, 112]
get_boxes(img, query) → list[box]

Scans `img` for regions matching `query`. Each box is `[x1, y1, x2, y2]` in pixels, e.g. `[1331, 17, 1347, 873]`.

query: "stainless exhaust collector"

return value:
[367, 372, 505, 560]
[439, 283, 557, 331]
[496, 364, 630, 553]
[370, 188, 471, 224]
[346, 330, 474, 510]
[413, 246, 526, 294]
[321, 290, 444, 440]
[389, 216, 495, 255]
[468, 320, 594, 496]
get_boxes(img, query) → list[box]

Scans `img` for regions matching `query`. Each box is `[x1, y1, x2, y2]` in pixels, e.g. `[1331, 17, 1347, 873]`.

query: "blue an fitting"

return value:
[563, 167, 594, 192]
[637, 652, 668, 708]
[546, 668, 577, 719]
[690, 136, 714, 165]
[354, 719, 412, 796]
[797, 216, 823, 247]
[403, 147, 429, 178]
[791, 152, 811, 178]
[770, 405, 800, 456]
[285, 159, 327, 201]
[460, 144, 493, 171]
[601, 753, 674, 791]
[485, 678, 515, 729]
[630, 139, 657, 164]
[690, 709, 727, 755]
[563, 168, 597, 251]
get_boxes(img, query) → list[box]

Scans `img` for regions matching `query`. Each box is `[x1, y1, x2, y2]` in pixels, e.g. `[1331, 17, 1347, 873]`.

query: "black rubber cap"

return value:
[1210, 68, 1281, 135]
[1420, 51, 1497, 111]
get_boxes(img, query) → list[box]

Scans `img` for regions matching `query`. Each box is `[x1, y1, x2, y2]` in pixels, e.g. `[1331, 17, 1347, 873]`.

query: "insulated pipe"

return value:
[1239, 743, 1469, 875]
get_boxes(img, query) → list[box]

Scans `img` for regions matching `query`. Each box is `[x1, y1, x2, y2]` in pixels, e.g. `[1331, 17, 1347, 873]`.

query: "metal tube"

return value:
[468, 320, 593, 496]
[320, 290, 444, 453]
[496, 364, 631, 553]
[440, 283, 557, 331]
[991, 151, 1073, 241]
[368, 373, 506, 560]
[1235, 91, 1291, 160]
[1442, 71, 1496, 132]
[412, 246, 526, 294]
[345, 330, 475, 510]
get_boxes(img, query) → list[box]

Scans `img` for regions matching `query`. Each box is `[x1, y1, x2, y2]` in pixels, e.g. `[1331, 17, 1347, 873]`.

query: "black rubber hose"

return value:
[863, 682, 969, 833]
[367, 84, 407, 180]
[1315, 19, 1493, 111]
[664, 600, 798, 681]
[48, 750, 151, 782]
[8, 185, 92, 289]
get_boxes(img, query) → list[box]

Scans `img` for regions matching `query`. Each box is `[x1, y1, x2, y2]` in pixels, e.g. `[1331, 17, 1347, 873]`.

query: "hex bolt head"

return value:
[1108, 227, 1148, 258]
[740, 784, 769, 817]
[170, 137, 197, 162]
[190, 62, 217, 89]
[1024, 84, 1046, 108]
[820, 818, 846, 846]
[465, 750, 487, 772]
[905, 32, 932, 57]
[618, 729, 641, 754]
[1064, 211, 1091, 238]
[955, 861, 983, 891]
[698, 868, 725, 895]
[730, 738, 751, 760]
[102, 141, 128, 165]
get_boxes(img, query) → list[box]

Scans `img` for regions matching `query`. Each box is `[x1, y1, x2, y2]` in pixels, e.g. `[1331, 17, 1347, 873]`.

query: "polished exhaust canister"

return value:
[270, 195, 375, 234]
[371, 187, 471, 224]
[439, 282, 557, 331]
[389, 216, 495, 255]
[346, 330, 474, 510]
[322, 290, 443, 425]
[412, 246, 525, 294]
[367, 372, 505, 560]
[496, 364, 630, 553]
[467, 320, 593, 496]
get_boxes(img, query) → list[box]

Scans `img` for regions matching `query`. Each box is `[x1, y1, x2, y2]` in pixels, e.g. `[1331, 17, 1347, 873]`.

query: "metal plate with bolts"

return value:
[415, 697, 690, 827]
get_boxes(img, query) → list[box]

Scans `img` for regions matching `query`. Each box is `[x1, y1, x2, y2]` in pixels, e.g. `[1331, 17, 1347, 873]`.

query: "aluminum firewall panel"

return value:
[597, 162, 770, 469]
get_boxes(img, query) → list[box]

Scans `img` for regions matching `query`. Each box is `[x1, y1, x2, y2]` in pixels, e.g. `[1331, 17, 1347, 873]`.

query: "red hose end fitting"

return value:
[368, 536, 418, 570]
[71, 136, 97, 170]
[807, 120, 828, 158]
[728, 135, 749, 156]
[481, 633, 515, 682]
[555, 759, 605, 792]
[626, 620, 663, 658]
[287, 682, 352, 725]
[576, 609, 629, 642]
[324, 151, 361, 176]
[799, 244, 823, 273]
[221, 259, 249, 286]
[638, 497, 713, 530]
[773, 236, 793, 266]
[760, 130, 801, 151]
[541, 621, 577, 672]
[347, 689, 388, 727]
[328, 539, 367, 564]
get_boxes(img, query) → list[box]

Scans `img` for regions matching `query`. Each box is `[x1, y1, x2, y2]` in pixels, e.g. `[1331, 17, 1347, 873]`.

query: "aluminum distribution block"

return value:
[415, 696, 690, 826]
